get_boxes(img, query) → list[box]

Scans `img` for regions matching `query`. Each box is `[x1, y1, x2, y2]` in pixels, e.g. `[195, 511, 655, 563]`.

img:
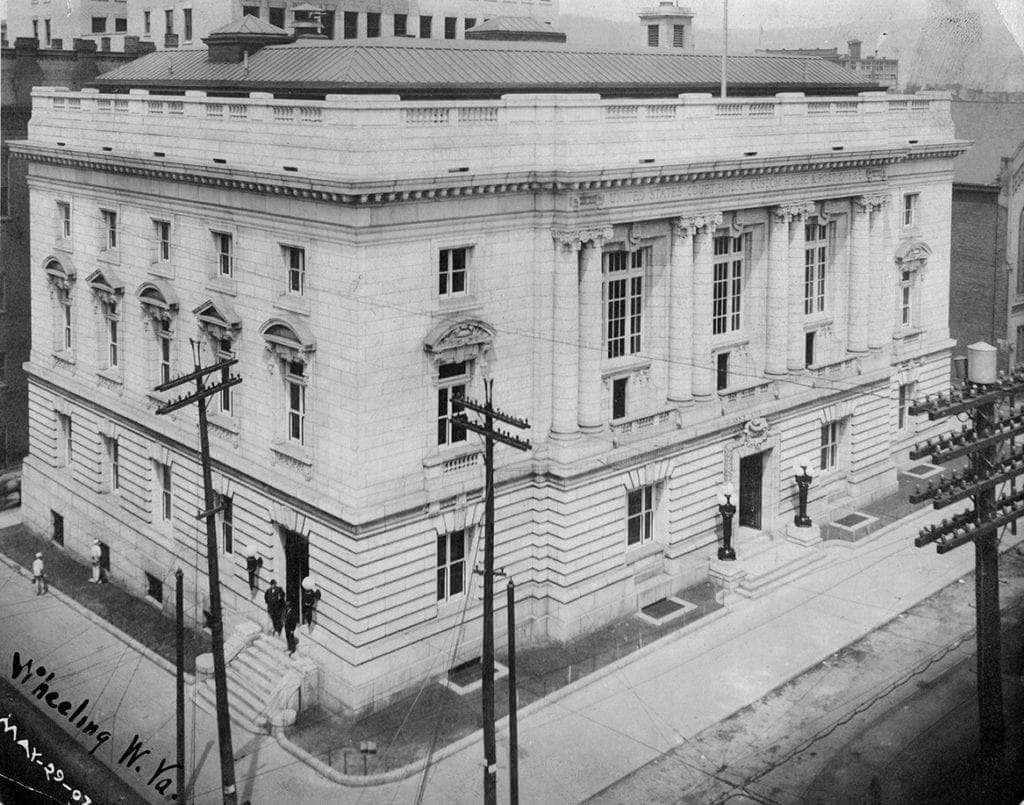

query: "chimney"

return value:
[847, 39, 862, 59]
[203, 19, 293, 63]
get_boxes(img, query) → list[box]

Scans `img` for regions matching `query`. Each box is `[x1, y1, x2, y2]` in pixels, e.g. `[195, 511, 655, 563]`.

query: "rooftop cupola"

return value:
[202, 15, 292, 63]
[638, 1, 694, 51]
[290, 3, 329, 39]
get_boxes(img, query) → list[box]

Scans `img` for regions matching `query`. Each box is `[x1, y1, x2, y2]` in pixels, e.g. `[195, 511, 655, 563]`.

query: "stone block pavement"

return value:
[1, 502, 1020, 804]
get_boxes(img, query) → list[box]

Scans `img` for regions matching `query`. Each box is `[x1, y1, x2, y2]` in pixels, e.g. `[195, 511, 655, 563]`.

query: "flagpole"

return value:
[720, 0, 728, 98]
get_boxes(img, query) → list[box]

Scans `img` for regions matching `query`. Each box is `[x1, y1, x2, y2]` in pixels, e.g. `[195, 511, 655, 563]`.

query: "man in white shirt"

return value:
[32, 552, 46, 595]
[90, 539, 102, 583]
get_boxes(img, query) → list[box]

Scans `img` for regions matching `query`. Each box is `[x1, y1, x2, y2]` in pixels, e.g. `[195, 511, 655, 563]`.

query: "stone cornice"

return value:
[551, 226, 615, 249]
[9, 141, 964, 208]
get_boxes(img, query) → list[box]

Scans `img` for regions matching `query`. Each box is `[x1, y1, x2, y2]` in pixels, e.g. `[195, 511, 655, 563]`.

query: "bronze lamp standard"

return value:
[716, 482, 737, 561]
[793, 456, 815, 527]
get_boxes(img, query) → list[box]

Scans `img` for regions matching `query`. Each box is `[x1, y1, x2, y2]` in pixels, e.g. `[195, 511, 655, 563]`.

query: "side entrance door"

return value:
[739, 452, 764, 529]
[281, 527, 309, 607]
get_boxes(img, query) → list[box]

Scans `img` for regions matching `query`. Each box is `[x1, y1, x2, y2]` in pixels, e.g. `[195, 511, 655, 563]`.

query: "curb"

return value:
[0, 544, 196, 686]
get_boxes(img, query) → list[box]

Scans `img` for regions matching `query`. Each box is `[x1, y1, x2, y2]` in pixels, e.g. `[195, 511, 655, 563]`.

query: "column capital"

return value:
[551, 226, 614, 251]
[771, 201, 816, 223]
[855, 193, 888, 212]
[673, 212, 723, 239]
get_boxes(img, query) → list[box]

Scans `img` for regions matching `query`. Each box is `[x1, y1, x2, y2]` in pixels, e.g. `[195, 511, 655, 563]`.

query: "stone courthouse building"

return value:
[12, 31, 966, 713]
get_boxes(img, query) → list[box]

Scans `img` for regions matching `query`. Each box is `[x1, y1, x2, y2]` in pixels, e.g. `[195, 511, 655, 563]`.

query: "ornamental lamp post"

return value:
[716, 482, 737, 561]
[792, 456, 815, 527]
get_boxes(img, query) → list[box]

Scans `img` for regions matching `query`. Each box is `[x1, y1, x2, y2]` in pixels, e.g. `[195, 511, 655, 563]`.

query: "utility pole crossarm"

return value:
[155, 376, 242, 415]
[453, 414, 532, 451]
[153, 357, 238, 393]
[453, 393, 530, 430]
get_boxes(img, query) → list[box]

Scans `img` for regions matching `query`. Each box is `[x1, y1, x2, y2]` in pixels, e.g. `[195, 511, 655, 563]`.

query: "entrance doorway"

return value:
[739, 452, 765, 529]
[281, 527, 309, 607]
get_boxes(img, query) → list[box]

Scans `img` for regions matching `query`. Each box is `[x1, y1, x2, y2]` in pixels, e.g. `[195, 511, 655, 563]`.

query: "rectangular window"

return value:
[283, 245, 305, 295]
[437, 362, 468, 446]
[213, 232, 233, 277]
[444, 16, 457, 39]
[32, 20, 39, 41]
[215, 339, 234, 416]
[393, 13, 407, 36]
[101, 209, 117, 250]
[154, 461, 172, 521]
[672, 24, 685, 47]
[903, 193, 918, 227]
[626, 486, 654, 546]
[899, 269, 913, 327]
[647, 24, 659, 46]
[1017, 325, 1024, 362]
[157, 319, 172, 385]
[59, 289, 73, 351]
[57, 201, 71, 238]
[103, 436, 120, 491]
[217, 493, 233, 554]
[268, 7, 285, 28]
[57, 413, 72, 467]
[144, 10, 151, 35]
[286, 361, 306, 444]
[611, 376, 628, 420]
[106, 300, 119, 368]
[154, 219, 171, 262]
[164, 9, 174, 34]
[805, 331, 815, 368]
[897, 382, 914, 430]
[419, 15, 432, 38]
[717, 352, 729, 390]
[604, 247, 648, 358]
[436, 530, 466, 602]
[183, 8, 192, 40]
[145, 572, 163, 604]
[242, 6, 260, 19]
[439, 247, 469, 297]
[366, 12, 381, 37]
[51, 511, 64, 546]
[819, 421, 839, 471]
[343, 11, 358, 38]
[712, 235, 744, 335]
[91, 17, 106, 33]
[115, 17, 127, 33]
[803, 220, 827, 314]
[465, 18, 477, 30]
[44, 19, 51, 46]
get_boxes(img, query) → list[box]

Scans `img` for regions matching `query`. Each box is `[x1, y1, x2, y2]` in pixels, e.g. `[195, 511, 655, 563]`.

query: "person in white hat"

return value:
[32, 552, 47, 595]
[89, 539, 102, 583]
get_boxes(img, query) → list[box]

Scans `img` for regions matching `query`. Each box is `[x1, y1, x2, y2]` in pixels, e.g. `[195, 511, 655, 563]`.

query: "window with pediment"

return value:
[260, 318, 315, 451]
[44, 258, 76, 356]
[137, 281, 179, 388]
[894, 241, 931, 331]
[194, 297, 242, 420]
[87, 268, 125, 375]
[423, 319, 495, 450]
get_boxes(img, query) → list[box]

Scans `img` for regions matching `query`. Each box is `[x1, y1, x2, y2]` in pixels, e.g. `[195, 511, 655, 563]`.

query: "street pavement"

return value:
[1, 503, 1019, 804]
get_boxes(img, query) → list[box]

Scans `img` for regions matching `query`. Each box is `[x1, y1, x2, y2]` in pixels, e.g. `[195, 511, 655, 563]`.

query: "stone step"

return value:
[194, 679, 263, 731]
[234, 648, 286, 686]
[229, 658, 277, 699]
[736, 549, 829, 599]
[735, 533, 779, 560]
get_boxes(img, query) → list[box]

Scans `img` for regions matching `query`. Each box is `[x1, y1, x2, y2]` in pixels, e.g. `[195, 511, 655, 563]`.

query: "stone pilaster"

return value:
[578, 228, 614, 432]
[785, 201, 816, 373]
[668, 218, 696, 404]
[847, 198, 872, 353]
[550, 229, 583, 440]
[690, 212, 723, 400]
[765, 208, 790, 376]
[866, 197, 889, 351]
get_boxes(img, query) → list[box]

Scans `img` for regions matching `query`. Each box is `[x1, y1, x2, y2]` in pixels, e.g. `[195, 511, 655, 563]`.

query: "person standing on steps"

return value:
[300, 576, 321, 632]
[264, 579, 286, 636]
[32, 552, 47, 595]
[284, 598, 299, 656]
[89, 540, 102, 583]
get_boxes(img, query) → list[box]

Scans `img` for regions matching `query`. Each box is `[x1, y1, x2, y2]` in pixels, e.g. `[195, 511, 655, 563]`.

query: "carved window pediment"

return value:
[259, 317, 315, 363]
[193, 295, 242, 341]
[895, 240, 931, 273]
[424, 318, 496, 368]
[44, 257, 76, 291]
[137, 280, 179, 323]
[86, 267, 125, 306]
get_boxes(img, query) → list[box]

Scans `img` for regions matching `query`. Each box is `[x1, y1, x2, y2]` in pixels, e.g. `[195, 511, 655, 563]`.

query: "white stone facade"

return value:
[5, 0, 129, 49]
[16, 87, 963, 712]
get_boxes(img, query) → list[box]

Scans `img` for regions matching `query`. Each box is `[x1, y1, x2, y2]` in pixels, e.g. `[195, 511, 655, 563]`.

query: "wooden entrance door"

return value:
[739, 452, 764, 529]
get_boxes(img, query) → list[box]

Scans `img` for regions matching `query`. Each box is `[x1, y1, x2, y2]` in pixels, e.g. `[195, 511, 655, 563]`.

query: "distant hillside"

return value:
[557, 11, 1024, 92]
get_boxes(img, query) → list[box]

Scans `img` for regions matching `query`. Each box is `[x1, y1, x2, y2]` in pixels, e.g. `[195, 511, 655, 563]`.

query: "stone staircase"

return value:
[710, 530, 829, 600]
[192, 622, 318, 735]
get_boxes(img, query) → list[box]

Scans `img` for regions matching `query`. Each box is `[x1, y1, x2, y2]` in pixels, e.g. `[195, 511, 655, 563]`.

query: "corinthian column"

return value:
[786, 201, 816, 373]
[866, 197, 889, 350]
[847, 198, 872, 353]
[578, 227, 615, 432]
[550, 229, 582, 441]
[765, 208, 790, 375]
[690, 212, 723, 400]
[668, 218, 696, 404]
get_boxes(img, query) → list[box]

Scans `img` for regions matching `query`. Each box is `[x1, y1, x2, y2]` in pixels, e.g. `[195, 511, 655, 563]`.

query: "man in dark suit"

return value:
[264, 579, 286, 636]
[284, 599, 299, 656]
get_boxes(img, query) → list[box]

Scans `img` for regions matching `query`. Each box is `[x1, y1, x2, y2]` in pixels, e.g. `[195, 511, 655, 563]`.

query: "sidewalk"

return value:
[1, 501, 1019, 804]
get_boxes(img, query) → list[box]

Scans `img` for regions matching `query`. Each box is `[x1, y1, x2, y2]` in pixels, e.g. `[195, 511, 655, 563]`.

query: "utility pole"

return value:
[907, 345, 1023, 801]
[453, 382, 530, 805]
[506, 578, 519, 805]
[156, 343, 242, 805]
[176, 567, 186, 804]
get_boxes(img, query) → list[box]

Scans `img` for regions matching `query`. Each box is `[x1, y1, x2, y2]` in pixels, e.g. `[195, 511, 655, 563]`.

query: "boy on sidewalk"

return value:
[32, 552, 47, 595]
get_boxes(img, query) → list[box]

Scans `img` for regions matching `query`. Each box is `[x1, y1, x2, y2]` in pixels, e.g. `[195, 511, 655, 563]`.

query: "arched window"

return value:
[260, 318, 315, 451]
[137, 281, 179, 388]
[194, 296, 242, 420]
[87, 268, 125, 375]
[894, 241, 931, 331]
[44, 258, 76, 355]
